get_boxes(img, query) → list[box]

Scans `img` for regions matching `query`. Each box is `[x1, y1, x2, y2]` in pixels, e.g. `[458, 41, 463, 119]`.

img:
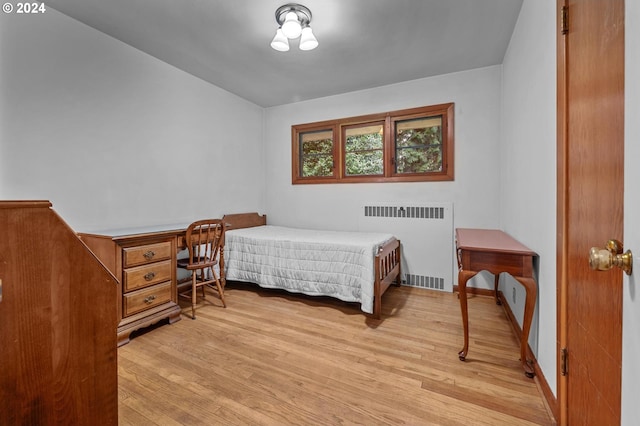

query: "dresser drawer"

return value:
[123, 241, 172, 267]
[123, 259, 172, 292]
[123, 281, 172, 317]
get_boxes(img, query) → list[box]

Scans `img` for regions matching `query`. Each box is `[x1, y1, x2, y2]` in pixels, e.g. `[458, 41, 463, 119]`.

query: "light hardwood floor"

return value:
[118, 282, 555, 425]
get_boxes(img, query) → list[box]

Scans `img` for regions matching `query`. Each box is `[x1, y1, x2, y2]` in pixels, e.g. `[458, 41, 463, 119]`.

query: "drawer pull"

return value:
[143, 272, 156, 281]
[143, 295, 157, 304]
[143, 250, 156, 260]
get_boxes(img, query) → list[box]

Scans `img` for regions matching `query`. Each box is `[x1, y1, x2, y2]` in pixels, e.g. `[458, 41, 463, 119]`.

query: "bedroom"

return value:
[1, 0, 639, 424]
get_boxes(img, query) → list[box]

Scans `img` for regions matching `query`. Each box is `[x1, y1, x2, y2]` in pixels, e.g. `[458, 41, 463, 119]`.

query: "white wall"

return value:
[622, 1, 640, 424]
[500, 0, 557, 395]
[263, 66, 503, 238]
[0, 9, 264, 232]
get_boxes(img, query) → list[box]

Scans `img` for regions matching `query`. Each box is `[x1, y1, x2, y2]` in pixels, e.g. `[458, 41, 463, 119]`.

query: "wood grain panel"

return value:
[123, 241, 172, 267]
[557, 0, 625, 423]
[0, 201, 118, 425]
[123, 259, 172, 292]
[123, 281, 172, 317]
[465, 251, 532, 277]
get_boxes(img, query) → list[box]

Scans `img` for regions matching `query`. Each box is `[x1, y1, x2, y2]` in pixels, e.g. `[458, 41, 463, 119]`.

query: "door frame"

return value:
[556, 0, 568, 422]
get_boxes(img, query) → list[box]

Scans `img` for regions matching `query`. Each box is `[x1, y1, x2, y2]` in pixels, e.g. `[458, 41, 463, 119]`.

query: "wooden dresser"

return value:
[79, 224, 187, 346]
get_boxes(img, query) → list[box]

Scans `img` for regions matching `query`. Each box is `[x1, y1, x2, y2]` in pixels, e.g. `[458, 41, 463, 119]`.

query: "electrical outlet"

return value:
[512, 286, 516, 304]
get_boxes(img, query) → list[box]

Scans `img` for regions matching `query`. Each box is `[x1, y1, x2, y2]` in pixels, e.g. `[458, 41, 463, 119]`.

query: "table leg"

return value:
[457, 270, 478, 361]
[516, 276, 537, 378]
[494, 273, 501, 305]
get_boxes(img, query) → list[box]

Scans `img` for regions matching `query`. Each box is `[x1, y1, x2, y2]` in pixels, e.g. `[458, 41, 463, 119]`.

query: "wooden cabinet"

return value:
[0, 201, 118, 425]
[79, 226, 184, 346]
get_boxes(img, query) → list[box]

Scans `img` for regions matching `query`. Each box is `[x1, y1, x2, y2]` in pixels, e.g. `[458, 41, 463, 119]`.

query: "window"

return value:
[292, 103, 454, 184]
[299, 129, 334, 178]
[344, 122, 384, 177]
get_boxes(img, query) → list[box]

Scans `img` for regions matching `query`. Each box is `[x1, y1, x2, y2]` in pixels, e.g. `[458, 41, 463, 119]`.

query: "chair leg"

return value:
[191, 274, 197, 319]
[210, 267, 226, 308]
[215, 278, 226, 308]
[184, 267, 226, 316]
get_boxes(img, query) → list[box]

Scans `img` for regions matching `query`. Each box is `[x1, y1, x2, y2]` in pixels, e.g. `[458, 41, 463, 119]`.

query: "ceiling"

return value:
[47, 0, 524, 108]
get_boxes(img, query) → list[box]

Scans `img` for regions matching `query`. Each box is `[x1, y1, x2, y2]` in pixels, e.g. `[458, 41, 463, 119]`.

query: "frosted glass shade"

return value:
[270, 28, 289, 51]
[299, 27, 318, 50]
[281, 11, 302, 38]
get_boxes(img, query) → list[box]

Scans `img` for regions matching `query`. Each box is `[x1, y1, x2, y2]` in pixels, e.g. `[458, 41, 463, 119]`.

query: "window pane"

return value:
[395, 116, 443, 173]
[346, 151, 383, 175]
[300, 130, 334, 177]
[345, 124, 383, 176]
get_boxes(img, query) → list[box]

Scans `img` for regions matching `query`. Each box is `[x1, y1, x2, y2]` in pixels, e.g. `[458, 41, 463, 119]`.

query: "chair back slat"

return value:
[185, 219, 225, 267]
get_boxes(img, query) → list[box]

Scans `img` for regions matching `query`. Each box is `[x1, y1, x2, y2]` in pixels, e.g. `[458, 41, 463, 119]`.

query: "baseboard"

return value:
[497, 290, 558, 423]
[453, 285, 558, 423]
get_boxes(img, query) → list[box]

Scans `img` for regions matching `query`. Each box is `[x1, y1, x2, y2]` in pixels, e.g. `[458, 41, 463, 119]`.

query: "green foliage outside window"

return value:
[395, 125, 443, 174]
[345, 127, 383, 176]
[301, 136, 333, 177]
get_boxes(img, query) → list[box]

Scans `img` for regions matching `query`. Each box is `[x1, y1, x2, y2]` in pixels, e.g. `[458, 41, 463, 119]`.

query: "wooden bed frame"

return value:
[222, 212, 402, 319]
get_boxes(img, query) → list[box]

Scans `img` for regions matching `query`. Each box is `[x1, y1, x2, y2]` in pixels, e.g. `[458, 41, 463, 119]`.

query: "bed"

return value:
[222, 212, 401, 319]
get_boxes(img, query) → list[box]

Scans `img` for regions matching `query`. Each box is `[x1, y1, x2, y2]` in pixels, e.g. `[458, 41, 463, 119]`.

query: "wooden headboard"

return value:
[222, 212, 267, 230]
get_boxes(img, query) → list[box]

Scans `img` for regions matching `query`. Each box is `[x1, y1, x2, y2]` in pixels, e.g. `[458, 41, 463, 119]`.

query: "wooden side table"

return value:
[455, 228, 538, 378]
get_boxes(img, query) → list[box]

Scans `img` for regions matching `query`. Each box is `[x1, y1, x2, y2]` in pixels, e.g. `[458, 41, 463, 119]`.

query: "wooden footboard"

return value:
[373, 238, 402, 319]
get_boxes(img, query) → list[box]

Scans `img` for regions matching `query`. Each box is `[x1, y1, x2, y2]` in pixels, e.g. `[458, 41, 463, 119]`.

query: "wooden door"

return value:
[557, 0, 625, 424]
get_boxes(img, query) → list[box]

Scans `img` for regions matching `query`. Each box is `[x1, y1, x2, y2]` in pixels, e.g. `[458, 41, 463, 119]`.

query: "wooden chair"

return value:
[177, 219, 226, 319]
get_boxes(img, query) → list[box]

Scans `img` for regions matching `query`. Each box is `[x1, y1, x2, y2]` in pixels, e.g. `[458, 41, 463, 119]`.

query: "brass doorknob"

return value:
[589, 239, 633, 275]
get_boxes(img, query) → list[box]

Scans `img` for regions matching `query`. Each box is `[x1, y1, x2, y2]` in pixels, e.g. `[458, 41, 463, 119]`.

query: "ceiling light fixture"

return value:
[271, 3, 318, 52]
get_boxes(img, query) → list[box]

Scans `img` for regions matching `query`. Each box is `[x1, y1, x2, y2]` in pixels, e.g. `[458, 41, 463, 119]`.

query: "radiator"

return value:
[358, 202, 453, 292]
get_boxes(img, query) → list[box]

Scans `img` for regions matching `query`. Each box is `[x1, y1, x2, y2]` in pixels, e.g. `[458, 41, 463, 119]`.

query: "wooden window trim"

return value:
[292, 103, 454, 184]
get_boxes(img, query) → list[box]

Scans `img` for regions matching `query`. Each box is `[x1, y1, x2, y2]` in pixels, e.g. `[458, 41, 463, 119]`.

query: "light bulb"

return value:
[281, 11, 302, 38]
